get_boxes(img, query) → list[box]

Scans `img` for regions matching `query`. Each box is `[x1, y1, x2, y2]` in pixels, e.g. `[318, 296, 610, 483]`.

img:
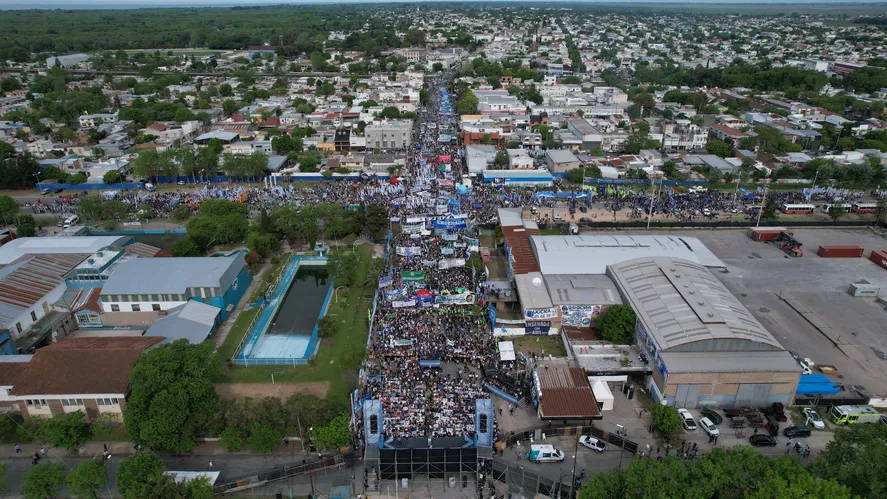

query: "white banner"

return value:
[396, 247, 423, 257]
[391, 300, 417, 308]
[438, 258, 466, 270]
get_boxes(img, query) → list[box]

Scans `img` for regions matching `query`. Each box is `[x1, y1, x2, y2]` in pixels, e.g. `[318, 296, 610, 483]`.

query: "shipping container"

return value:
[849, 282, 880, 297]
[817, 246, 864, 258]
[870, 250, 887, 270]
[747, 227, 793, 242]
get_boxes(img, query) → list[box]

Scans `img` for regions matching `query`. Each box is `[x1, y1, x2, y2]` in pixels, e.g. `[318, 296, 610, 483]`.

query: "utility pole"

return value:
[646, 176, 657, 229]
[756, 186, 768, 228]
[616, 424, 626, 470]
[570, 426, 582, 492]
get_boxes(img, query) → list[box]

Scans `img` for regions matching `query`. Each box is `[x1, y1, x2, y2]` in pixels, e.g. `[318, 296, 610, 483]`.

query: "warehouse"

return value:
[607, 256, 801, 408]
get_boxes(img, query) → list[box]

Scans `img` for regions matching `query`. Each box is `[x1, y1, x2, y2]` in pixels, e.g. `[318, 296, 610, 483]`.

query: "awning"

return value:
[498, 340, 515, 361]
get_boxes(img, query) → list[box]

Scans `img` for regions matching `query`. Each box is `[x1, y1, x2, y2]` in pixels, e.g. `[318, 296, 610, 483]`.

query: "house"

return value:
[710, 124, 747, 149]
[248, 46, 278, 58]
[194, 130, 239, 146]
[9, 336, 164, 419]
[46, 54, 89, 68]
[507, 149, 534, 170]
[99, 252, 251, 325]
[365, 121, 412, 150]
[544, 149, 581, 173]
[79, 113, 118, 129]
[465, 145, 498, 174]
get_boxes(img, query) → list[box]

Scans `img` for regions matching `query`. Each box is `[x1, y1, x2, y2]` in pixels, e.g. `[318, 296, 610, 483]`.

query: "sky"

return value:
[2, 0, 887, 7]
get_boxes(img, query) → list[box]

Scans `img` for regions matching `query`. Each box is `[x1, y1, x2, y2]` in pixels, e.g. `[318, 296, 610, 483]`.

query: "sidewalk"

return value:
[0, 438, 310, 460]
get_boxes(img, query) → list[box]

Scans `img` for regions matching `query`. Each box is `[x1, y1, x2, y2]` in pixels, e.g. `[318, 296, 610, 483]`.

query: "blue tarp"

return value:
[796, 374, 841, 395]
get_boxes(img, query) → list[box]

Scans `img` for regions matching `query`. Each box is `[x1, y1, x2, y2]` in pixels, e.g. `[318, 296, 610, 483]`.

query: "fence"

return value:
[213, 453, 347, 495]
[490, 460, 577, 499]
[526, 219, 884, 231]
[504, 425, 638, 455]
[794, 396, 868, 407]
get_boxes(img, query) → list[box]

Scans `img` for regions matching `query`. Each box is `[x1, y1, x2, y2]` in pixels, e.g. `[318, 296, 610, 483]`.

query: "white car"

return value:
[702, 208, 712, 216]
[804, 408, 825, 429]
[678, 408, 697, 430]
[700, 417, 720, 437]
[579, 436, 606, 452]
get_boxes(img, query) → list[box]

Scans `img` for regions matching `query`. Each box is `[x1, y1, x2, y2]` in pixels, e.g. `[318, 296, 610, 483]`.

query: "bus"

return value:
[821, 203, 852, 214]
[829, 405, 881, 425]
[780, 204, 816, 214]
[745, 205, 762, 215]
[851, 203, 878, 214]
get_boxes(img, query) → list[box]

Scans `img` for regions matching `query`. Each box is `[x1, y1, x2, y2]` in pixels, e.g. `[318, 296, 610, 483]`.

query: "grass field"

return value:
[214, 246, 375, 407]
[512, 335, 567, 358]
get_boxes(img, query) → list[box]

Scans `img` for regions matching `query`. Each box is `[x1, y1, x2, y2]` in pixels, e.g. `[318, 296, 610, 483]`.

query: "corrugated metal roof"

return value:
[503, 226, 541, 276]
[0, 236, 127, 265]
[607, 257, 783, 352]
[659, 351, 802, 374]
[0, 254, 87, 320]
[530, 235, 724, 275]
[123, 242, 168, 258]
[537, 367, 600, 419]
[71, 287, 102, 314]
[101, 254, 246, 296]
[145, 300, 220, 344]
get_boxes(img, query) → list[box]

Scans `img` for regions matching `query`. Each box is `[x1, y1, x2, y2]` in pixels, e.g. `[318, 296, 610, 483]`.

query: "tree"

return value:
[42, 410, 88, 451]
[596, 304, 635, 344]
[705, 139, 732, 158]
[567, 168, 587, 185]
[219, 83, 233, 96]
[650, 405, 682, 442]
[220, 426, 247, 452]
[317, 315, 339, 338]
[837, 136, 856, 151]
[493, 152, 508, 169]
[222, 99, 239, 117]
[624, 131, 659, 154]
[14, 213, 37, 237]
[827, 205, 846, 221]
[249, 422, 281, 453]
[66, 460, 107, 499]
[21, 463, 65, 499]
[116, 452, 166, 499]
[810, 424, 887, 498]
[0, 140, 14, 159]
[456, 90, 479, 115]
[124, 340, 220, 453]
[171, 236, 201, 257]
[310, 413, 350, 450]
[0, 195, 19, 225]
[762, 195, 779, 222]
[102, 170, 123, 184]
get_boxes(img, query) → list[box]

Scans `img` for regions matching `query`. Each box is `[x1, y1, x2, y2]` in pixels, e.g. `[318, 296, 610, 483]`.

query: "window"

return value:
[479, 414, 488, 433]
[110, 304, 120, 312]
[15, 323, 22, 333]
[96, 398, 119, 406]
[30, 311, 37, 321]
[370, 415, 379, 434]
[61, 399, 83, 407]
[152, 304, 161, 312]
[131, 304, 141, 312]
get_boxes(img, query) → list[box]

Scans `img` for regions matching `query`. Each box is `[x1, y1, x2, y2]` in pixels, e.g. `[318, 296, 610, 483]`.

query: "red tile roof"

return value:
[11, 337, 164, 396]
[0, 254, 86, 310]
[712, 123, 746, 138]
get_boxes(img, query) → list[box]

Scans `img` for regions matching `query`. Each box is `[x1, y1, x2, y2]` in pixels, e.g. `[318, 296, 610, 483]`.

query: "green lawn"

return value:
[539, 228, 561, 236]
[214, 246, 375, 407]
[511, 335, 567, 358]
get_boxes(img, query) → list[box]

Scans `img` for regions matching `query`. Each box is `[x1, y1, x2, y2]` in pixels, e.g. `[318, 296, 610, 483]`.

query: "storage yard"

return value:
[589, 227, 887, 399]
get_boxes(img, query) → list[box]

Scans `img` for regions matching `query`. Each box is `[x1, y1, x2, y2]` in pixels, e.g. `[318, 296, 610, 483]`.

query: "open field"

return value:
[512, 335, 567, 358]
[214, 382, 328, 400]
[214, 245, 375, 407]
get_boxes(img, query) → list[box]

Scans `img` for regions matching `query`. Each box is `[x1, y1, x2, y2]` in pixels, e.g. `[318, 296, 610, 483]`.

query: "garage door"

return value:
[674, 384, 700, 408]
[735, 383, 771, 407]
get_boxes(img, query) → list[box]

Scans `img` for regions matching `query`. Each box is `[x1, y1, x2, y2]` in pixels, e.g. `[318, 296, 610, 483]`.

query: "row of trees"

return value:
[578, 424, 887, 499]
[131, 146, 224, 181]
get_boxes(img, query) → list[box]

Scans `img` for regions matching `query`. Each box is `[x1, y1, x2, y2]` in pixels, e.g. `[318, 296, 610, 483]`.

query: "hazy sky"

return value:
[2, 0, 887, 7]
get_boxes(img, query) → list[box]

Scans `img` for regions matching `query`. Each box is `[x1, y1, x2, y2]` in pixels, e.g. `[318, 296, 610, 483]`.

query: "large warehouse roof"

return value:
[543, 274, 622, 306]
[0, 236, 129, 266]
[607, 257, 783, 352]
[530, 235, 724, 275]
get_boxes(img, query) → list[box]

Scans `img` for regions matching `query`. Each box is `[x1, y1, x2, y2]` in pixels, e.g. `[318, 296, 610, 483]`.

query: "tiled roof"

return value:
[502, 225, 541, 276]
[537, 367, 600, 419]
[11, 337, 163, 396]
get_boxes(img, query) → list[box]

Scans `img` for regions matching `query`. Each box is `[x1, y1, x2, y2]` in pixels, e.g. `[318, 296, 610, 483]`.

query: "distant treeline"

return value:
[854, 16, 887, 26]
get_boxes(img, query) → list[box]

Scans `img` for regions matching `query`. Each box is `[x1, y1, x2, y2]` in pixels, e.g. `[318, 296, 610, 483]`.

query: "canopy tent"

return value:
[498, 340, 516, 361]
[590, 380, 614, 411]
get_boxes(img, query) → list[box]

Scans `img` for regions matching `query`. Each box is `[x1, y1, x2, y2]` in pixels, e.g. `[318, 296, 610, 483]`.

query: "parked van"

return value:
[63, 215, 80, 228]
[526, 444, 565, 463]
[144, 182, 156, 192]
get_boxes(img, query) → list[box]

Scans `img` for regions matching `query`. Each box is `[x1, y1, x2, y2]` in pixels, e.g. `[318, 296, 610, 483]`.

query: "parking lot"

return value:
[607, 227, 887, 395]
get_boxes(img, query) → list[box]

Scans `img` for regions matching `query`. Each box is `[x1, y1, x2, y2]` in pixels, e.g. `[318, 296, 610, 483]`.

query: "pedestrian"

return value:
[499, 408, 503, 416]
[35, 451, 40, 461]
[657, 446, 660, 454]
[103, 444, 108, 452]
[208, 461, 214, 469]
[754, 428, 758, 435]
[40, 447, 45, 456]
[786, 440, 791, 454]
[14, 444, 20, 453]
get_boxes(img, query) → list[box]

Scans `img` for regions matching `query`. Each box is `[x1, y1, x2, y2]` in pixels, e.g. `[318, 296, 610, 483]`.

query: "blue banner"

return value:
[433, 216, 467, 229]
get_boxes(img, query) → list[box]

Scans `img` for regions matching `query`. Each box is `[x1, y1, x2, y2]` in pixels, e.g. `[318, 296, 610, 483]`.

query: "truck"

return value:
[817, 246, 864, 258]
[747, 227, 793, 242]
[828, 405, 882, 425]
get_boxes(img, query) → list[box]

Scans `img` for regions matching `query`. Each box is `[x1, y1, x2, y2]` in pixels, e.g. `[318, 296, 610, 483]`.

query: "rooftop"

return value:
[529, 235, 724, 275]
[546, 149, 580, 164]
[502, 224, 541, 276]
[10, 336, 163, 396]
[101, 254, 246, 296]
[536, 367, 601, 419]
[0, 236, 128, 266]
[607, 257, 783, 352]
[514, 273, 554, 310]
[0, 254, 88, 322]
[145, 300, 220, 344]
[543, 274, 622, 306]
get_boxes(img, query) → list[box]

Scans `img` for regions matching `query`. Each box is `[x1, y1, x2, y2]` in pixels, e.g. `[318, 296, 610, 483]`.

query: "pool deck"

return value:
[234, 255, 329, 364]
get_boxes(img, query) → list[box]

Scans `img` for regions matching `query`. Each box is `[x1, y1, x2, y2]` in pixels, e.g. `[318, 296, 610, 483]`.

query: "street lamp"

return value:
[334, 285, 347, 303]
[616, 424, 627, 470]
[755, 186, 768, 228]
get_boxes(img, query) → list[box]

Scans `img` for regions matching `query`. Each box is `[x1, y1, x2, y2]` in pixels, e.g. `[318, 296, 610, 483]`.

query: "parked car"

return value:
[803, 408, 825, 430]
[678, 408, 697, 430]
[783, 426, 812, 438]
[579, 206, 588, 213]
[39, 187, 51, 195]
[578, 436, 606, 452]
[700, 417, 720, 437]
[749, 434, 778, 447]
[701, 408, 723, 425]
[177, 180, 186, 185]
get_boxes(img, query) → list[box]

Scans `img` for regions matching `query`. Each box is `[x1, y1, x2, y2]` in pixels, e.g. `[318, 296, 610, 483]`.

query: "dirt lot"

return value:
[214, 382, 329, 400]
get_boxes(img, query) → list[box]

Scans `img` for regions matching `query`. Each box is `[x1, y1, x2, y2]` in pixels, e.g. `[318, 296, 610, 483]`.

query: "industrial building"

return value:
[497, 209, 800, 408]
[607, 257, 801, 408]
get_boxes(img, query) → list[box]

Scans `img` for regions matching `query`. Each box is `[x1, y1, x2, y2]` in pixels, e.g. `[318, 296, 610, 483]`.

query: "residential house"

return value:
[545, 149, 582, 172]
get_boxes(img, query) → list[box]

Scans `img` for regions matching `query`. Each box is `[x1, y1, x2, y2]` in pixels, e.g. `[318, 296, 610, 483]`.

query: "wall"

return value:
[100, 310, 168, 327]
[211, 264, 252, 320]
[10, 283, 66, 340]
